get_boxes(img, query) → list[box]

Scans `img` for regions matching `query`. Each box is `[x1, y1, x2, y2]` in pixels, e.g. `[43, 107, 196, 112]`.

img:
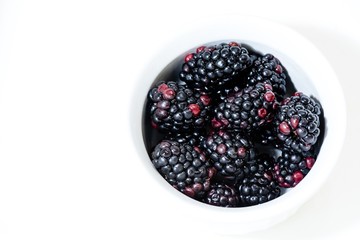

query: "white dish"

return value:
[130, 16, 346, 234]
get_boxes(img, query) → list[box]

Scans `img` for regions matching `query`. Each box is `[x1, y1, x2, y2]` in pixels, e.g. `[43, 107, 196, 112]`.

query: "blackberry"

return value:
[247, 54, 288, 99]
[151, 140, 216, 198]
[148, 81, 212, 133]
[274, 92, 321, 153]
[200, 130, 256, 179]
[179, 42, 253, 92]
[236, 153, 280, 206]
[273, 150, 316, 188]
[238, 173, 281, 206]
[282, 92, 322, 116]
[211, 83, 278, 132]
[204, 183, 239, 207]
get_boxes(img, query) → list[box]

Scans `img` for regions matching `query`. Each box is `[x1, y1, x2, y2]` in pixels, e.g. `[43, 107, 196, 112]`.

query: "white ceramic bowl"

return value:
[130, 16, 346, 234]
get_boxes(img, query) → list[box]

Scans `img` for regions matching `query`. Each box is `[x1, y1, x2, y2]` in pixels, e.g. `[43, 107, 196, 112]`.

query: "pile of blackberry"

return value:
[145, 41, 324, 208]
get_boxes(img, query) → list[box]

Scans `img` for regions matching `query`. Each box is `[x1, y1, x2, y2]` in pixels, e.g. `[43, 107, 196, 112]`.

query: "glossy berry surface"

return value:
[238, 173, 281, 206]
[204, 183, 239, 207]
[148, 81, 211, 133]
[273, 150, 316, 187]
[274, 92, 321, 153]
[151, 140, 215, 199]
[179, 42, 253, 92]
[200, 130, 256, 178]
[247, 54, 288, 99]
[212, 83, 278, 132]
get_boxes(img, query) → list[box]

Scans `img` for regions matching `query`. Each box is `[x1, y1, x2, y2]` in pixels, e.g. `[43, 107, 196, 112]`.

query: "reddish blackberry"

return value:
[200, 130, 255, 179]
[204, 183, 239, 207]
[238, 173, 281, 206]
[274, 92, 321, 153]
[148, 81, 212, 133]
[211, 83, 278, 132]
[179, 42, 253, 92]
[273, 150, 316, 188]
[247, 54, 288, 99]
[151, 140, 216, 198]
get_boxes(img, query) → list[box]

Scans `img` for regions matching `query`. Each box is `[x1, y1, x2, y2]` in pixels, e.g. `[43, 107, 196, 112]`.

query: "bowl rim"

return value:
[131, 15, 347, 233]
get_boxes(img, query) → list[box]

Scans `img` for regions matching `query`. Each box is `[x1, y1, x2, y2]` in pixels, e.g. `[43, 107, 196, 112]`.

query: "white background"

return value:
[1, 0, 360, 239]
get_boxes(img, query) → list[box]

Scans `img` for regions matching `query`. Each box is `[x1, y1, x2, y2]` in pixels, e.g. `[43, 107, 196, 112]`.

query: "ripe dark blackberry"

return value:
[204, 183, 239, 207]
[237, 153, 280, 206]
[282, 92, 322, 116]
[238, 173, 281, 206]
[148, 81, 212, 133]
[247, 54, 288, 99]
[274, 92, 321, 153]
[179, 42, 253, 92]
[200, 130, 256, 179]
[273, 149, 316, 188]
[211, 83, 278, 132]
[151, 140, 216, 198]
